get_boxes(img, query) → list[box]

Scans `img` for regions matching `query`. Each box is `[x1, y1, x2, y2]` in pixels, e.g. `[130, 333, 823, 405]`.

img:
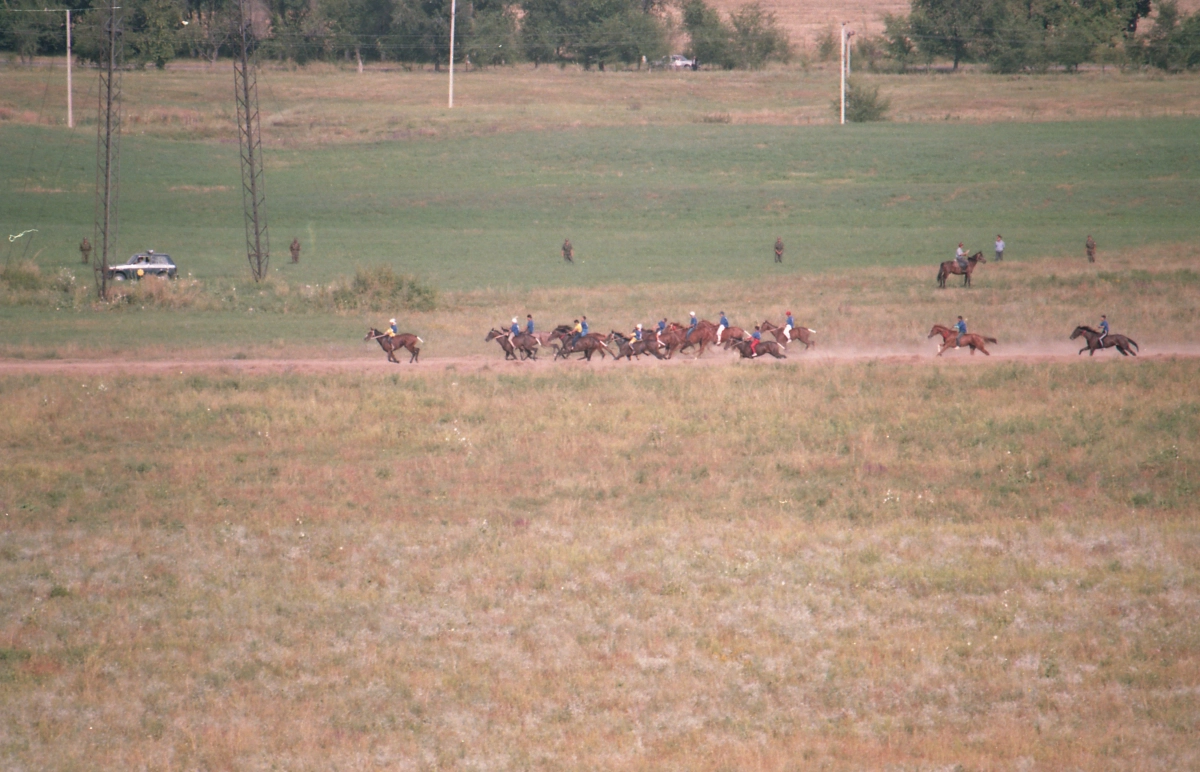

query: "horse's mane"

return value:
[1076, 325, 1100, 334]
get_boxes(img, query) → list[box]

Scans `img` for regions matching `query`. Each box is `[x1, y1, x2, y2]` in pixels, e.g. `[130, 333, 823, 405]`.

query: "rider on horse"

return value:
[955, 316, 967, 348]
[526, 314, 535, 336]
[507, 317, 520, 347]
[633, 323, 644, 342]
[656, 318, 667, 344]
[784, 311, 795, 337]
[388, 318, 398, 337]
[750, 325, 762, 357]
[716, 312, 729, 344]
[570, 319, 583, 348]
[1099, 314, 1109, 343]
[956, 243, 969, 271]
[686, 312, 698, 340]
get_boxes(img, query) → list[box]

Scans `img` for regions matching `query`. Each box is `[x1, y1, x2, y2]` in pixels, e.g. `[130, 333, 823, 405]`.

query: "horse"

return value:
[550, 330, 610, 361]
[937, 251, 986, 288]
[365, 328, 422, 363]
[607, 331, 666, 361]
[927, 324, 997, 356]
[760, 320, 816, 350]
[485, 329, 541, 360]
[1070, 326, 1139, 356]
[730, 338, 786, 359]
[677, 319, 722, 358]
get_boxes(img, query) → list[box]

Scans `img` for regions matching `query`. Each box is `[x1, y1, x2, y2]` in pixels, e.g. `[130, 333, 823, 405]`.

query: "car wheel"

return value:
[113, 272, 126, 282]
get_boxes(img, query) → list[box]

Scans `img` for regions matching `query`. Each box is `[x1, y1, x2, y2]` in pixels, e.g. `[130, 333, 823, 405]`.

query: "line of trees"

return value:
[0, 0, 790, 70]
[864, 0, 1200, 72]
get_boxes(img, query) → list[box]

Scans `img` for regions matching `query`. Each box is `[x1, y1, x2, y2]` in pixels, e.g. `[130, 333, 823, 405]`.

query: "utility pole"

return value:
[93, 3, 123, 298]
[840, 23, 846, 125]
[66, 10, 73, 128]
[234, 0, 269, 282]
[448, 0, 456, 108]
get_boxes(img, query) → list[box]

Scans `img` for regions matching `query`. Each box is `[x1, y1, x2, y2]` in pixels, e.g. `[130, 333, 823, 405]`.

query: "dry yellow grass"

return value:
[1, 349, 1197, 768]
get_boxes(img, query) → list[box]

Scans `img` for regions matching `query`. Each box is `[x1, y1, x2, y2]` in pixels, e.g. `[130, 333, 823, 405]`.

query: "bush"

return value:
[0, 261, 43, 291]
[332, 265, 438, 312]
[832, 79, 890, 122]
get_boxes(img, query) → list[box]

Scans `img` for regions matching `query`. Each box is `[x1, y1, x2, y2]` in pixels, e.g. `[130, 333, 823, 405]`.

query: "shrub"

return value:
[0, 261, 43, 291]
[332, 265, 437, 312]
[832, 79, 891, 122]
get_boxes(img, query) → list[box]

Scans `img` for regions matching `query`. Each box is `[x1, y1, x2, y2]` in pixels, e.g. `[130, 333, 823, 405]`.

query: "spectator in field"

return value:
[290, 237, 301, 263]
[956, 243, 969, 271]
[774, 237, 784, 263]
[1086, 235, 1096, 263]
[79, 237, 92, 265]
[562, 239, 574, 263]
[1099, 314, 1109, 343]
[995, 235, 1005, 262]
[955, 316, 967, 348]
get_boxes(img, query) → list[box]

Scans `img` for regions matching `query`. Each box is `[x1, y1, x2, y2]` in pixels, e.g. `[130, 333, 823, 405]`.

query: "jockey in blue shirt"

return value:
[1099, 315, 1109, 342]
[388, 318, 398, 337]
[686, 311, 698, 339]
[580, 316, 589, 336]
[717, 311, 729, 344]
[785, 311, 795, 336]
[954, 316, 967, 348]
[750, 325, 762, 356]
[656, 318, 667, 346]
[526, 314, 535, 335]
[633, 323, 643, 342]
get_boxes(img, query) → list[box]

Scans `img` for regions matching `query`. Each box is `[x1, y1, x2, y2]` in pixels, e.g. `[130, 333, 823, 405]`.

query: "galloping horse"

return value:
[927, 324, 997, 356]
[550, 329, 610, 361]
[760, 320, 816, 350]
[937, 251, 986, 288]
[1071, 325, 1139, 356]
[485, 329, 541, 360]
[730, 338, 786, 359]
[365, 328, 422, 363]
[607, 331, 666, 361]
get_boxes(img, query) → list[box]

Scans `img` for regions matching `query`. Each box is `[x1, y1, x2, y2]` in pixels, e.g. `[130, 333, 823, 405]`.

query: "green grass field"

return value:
[2, 64, 1199, 769]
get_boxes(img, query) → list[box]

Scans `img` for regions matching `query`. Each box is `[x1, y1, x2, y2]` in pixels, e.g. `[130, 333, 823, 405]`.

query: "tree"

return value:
[681, 0, 733, 68]
[909, 0, 986, 69]
[727, 2, 788, 69]
[126, 0, 185, 68]
[881, 13, 915, 71]
[463, 5, 519, 66]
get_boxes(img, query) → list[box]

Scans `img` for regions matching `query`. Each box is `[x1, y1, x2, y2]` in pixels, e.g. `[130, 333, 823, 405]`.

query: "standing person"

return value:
[1086, 235, 1096, 263]
[79, 237, 92, 265]
[562, 239, 574, 264]
[954, 316, 967, 348]
[956, 243, 969, 271]
[1098, 314, 1109, 344]
[686, 311, 698, 340]
[774, 237, 784, 263]
[290, 237, 301, 264]
[525, 314, 535, 336]
[994, 234, 1005, 262]
[716, 311, 729, 344]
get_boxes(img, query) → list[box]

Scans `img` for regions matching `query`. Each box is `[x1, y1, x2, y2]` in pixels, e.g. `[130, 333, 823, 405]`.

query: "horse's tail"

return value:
[983, 336, 998, 344]
[417, 336, 425, 344]
[1126, 337, 1138, 352]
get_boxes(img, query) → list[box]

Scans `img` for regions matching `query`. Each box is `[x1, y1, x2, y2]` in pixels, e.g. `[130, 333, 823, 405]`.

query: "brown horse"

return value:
[731, 338, 787, 359]
[550, 330, 610, 361]
[365, 328, 422, 363]
[485, 329, 541, 360]
[760, 320, 816, 350]
[607, 331, 666, 361]
[928, 324, 997, 356]
[937, 251, 986, 288]
[654, 327, 690, 359]
[1071, 325, 1138, 356]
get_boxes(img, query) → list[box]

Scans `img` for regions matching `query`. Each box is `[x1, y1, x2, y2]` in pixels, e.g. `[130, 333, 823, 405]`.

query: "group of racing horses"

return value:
[482, 318, 817, 362]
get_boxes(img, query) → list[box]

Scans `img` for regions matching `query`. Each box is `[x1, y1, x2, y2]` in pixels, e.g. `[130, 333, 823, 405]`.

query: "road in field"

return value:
[2, 344, 1197, 376]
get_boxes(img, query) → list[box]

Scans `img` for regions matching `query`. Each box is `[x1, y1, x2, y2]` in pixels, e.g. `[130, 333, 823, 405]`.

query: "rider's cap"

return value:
[390, 318, 396, 324]
[786, 310, 791, 315]
[690, 311, 696, 316]
[637, 323, 642, 328]
[512, 317, 518, 323]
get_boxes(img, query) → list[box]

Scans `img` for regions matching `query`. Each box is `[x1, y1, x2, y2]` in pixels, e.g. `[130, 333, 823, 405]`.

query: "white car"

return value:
[654, 54, 694, 70]
[106, 251, 177, 281]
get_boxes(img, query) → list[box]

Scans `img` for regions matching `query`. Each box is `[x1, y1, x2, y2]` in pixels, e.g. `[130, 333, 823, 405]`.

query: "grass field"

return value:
[2, 62, 1199, 768]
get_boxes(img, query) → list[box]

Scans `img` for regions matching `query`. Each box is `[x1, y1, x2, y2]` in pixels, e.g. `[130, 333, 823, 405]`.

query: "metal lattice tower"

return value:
[234, 0, 269, 282]
[93, 3, 123, 299]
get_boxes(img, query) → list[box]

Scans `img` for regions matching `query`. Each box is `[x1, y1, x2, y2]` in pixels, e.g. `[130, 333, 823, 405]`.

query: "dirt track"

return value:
[3, 343, 1197, 376]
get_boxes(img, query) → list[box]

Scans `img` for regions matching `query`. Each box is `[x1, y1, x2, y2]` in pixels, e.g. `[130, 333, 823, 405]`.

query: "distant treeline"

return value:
[843, 0, 1200, 73]
[0, 0, 791, 71]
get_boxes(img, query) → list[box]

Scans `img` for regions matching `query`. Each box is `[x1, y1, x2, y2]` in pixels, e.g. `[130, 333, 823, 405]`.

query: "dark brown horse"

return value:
[485, 329, 541, 360]
[937, 251, 986, 288]
[730, 338, 787, 359]
[760, 320, 816, 350]
[607, 331, 666, 361]
[1071, 326, 1138, 356]
[365, 328, 422, 363]
[928, 324, 997, 356]
[550, 330, 610, 361]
